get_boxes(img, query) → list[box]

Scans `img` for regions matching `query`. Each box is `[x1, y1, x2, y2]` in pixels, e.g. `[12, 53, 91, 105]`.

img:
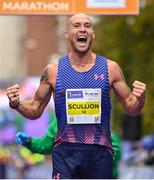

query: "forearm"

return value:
[16, 100, 43, 120]
[124, 94, 146, 115]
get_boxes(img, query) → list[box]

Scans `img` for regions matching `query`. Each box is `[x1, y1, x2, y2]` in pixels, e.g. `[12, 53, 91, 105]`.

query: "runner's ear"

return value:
[65, 31, 69, 39]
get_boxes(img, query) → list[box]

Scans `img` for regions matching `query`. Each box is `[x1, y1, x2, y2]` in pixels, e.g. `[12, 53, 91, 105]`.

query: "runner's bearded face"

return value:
[66, 15, 95, 53]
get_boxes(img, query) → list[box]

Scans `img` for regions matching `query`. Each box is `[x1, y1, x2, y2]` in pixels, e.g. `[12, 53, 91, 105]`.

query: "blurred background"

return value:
[0, 0, 154, 179]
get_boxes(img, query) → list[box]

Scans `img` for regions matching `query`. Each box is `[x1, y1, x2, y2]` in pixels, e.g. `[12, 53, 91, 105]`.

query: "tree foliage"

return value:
[93, 2, 154, 134]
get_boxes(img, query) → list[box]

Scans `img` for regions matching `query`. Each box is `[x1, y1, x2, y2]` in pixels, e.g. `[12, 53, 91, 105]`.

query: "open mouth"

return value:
[77, 36, 87, 45]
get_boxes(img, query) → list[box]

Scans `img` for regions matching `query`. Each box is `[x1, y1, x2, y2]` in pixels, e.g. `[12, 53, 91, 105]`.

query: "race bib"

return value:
[66, 89, 101, 124]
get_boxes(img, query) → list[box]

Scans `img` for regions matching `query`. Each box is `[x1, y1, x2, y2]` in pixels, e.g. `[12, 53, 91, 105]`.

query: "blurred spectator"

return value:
[140, 134, 154, 165]
[111, 130, 122, 179]
[140, 134, 154, 151]
[0, 147, 12, 179]
[121, 134, 154, 166]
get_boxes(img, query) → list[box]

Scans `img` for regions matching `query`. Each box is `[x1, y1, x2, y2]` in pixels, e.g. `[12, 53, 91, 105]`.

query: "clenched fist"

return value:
[132, 80, 146, 100]
[6, 84, 20, 109]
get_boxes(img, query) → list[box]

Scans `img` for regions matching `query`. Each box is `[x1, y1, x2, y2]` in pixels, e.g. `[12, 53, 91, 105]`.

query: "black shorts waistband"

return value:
[57, 142, 107, 150]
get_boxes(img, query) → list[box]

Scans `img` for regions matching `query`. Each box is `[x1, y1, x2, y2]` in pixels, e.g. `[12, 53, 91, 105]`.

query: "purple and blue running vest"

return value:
[54, 55, 112, 152]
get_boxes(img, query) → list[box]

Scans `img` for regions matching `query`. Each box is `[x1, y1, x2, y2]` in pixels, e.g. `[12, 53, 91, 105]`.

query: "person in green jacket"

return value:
[16, 114, 57, 155]
[16, 115, 121, 178]
[111, 130, 121, 179]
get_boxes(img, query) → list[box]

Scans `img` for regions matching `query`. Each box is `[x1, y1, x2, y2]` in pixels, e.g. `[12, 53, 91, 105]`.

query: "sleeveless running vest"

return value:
[54, 55, 112, 152]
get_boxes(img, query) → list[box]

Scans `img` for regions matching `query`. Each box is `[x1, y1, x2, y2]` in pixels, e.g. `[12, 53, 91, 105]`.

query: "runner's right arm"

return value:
[6, 65, 54, 120]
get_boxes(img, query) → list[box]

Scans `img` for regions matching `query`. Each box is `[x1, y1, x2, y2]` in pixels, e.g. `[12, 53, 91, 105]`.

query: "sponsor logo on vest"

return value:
[94, 73, 104, 80]
[68, 91, 83, 98]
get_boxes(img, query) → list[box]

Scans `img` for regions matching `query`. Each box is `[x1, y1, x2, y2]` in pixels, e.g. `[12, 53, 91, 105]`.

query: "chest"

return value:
[56, 56, 110, 93]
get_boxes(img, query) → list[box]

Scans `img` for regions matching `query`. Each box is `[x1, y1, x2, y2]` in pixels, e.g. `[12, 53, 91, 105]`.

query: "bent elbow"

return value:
[124, 108, 141, 117]
[26, 111, 42, 120]
[126, 112, 139, 117]
[31, 114, 42, 120]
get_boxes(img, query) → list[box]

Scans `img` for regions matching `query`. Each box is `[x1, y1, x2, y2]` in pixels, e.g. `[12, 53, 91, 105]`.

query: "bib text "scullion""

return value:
[68, 102, 100, 115]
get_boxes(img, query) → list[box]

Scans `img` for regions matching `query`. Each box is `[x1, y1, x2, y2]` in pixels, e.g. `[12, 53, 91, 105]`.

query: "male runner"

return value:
[7, 13, 146, 178]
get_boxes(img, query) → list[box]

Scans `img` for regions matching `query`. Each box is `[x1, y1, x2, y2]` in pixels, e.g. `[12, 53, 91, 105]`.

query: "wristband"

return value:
[9, 100, 20, 109]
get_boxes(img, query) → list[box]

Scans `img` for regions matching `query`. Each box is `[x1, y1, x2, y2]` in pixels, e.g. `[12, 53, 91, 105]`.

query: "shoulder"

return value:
[107, 59, 120, 70]
[46, 55, 68, 72]
[45, 61, 58, 76]
[40, 61, 58, 84]
[107, 59, 123, 84]
[108, 59, 123, 74]
[47, 61, 58, 69]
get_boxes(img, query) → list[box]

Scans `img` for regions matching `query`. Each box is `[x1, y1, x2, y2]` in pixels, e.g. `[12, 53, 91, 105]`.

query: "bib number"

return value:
[66, 89, 101, 124]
